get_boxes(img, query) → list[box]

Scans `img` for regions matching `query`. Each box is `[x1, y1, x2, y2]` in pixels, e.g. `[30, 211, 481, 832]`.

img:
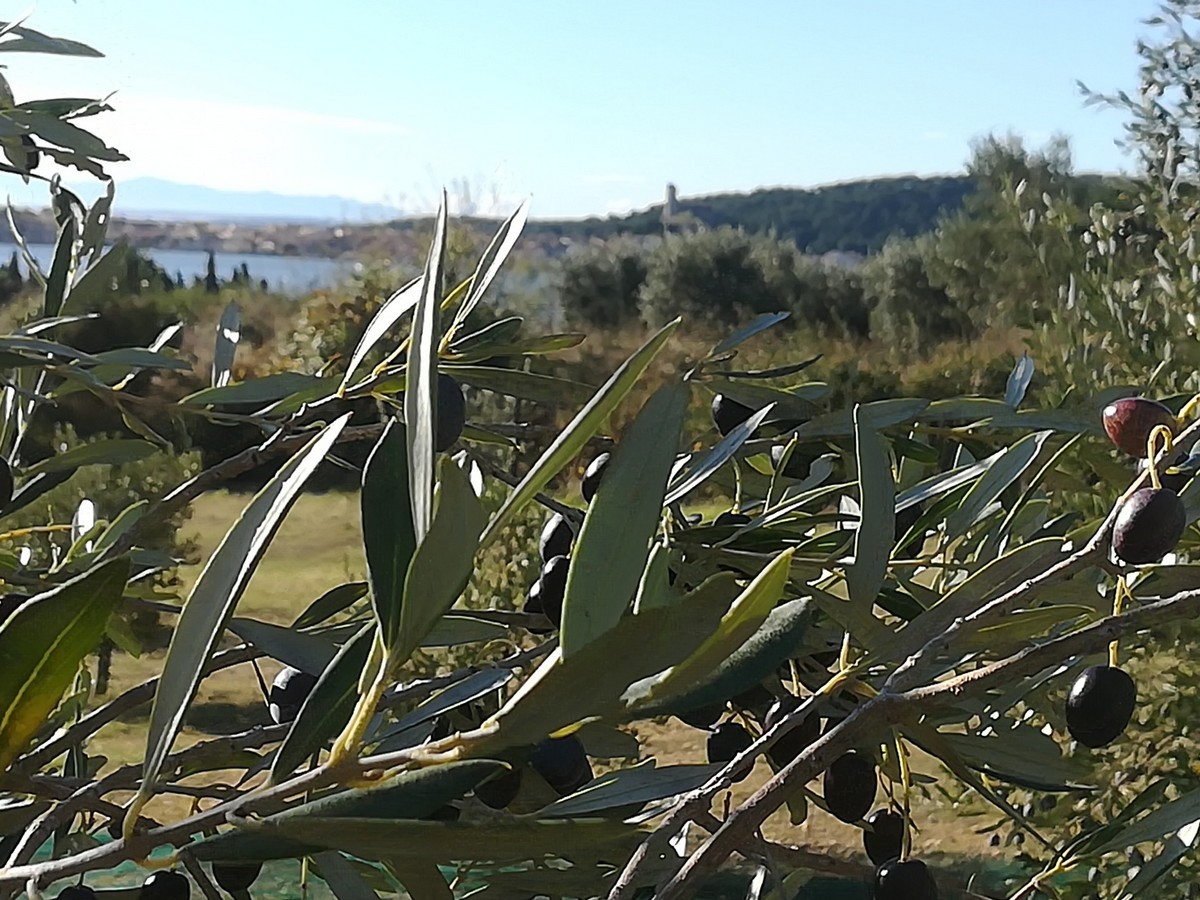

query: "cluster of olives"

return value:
[1063, 394, 1195, 751]
[523, 453, 610, 631]
[679, 687, 938, 897]
[473, 734, 594, 810]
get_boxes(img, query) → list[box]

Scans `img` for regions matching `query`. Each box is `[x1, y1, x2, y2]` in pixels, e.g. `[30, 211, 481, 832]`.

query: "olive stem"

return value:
[1109, 577, 1131, 667]
[1145, 424, 1175, 491]
[894, 733, 913, 862]
[1178, 393, 1200, 424]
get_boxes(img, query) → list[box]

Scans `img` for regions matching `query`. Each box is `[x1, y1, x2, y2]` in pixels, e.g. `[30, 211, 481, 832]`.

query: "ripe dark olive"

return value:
[874, 858, 937, 900]
[141, 870, 191, 900]
[711, 394, 755, 437]
[0, 458, 12, 510]
[522, 580, 554, 635]
[268, 666, 318, 724]
[56, 887, 97, 899]
[1102, 396, 1177, 457]
[475, 766, 523, 809]
[427, 804, 460, 822]
[1112, 487, 1186, 564]
[531, 735, 593, 796]
[539, 512, 576, 562]
[824, 750, 877, 823]
[731, 683, 776, 720]
[894, 502, 924, 556]
[581, 453, 610, 503]
[210, 861, 262, 893]
[714, 511, 752, 527]
[769, 443, 811, 479]
[535, 555, 569, 626]
[434, 373, 466, 452]
[763, 696, 821, 770]
[1066, 664, 1137, 749]
[863, 809, 905, 866]
[675, 700, 726, 730]
[706, 722, 754, 782]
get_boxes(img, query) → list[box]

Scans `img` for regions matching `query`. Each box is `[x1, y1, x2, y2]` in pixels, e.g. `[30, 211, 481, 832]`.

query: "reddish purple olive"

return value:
[1066, 665, 1136, 749]
[824, 750, 877, 823]
[1102, 397, 1177, 457]
[1112, 487, 1186, 564]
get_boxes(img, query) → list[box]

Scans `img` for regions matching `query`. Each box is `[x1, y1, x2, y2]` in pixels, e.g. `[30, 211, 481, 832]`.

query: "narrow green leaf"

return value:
[479, 574, 742, 752]
[22, 438, 156, 477]
[537, 761, 722, 818]
[361, 421, 417, 651]
[394, 457, 486, 662]
[560, 382, 689, 657]
[0, 25, 102, 57]
[632, 599, 811, 720]
[198, 761, 502, 860]
[183, 373, 329, 407]
[406, 194, 446, 543]
[1005, 352, 1035, 408]
[79, 178, 114, 265]
[380, 669, 513, 739]
[274, 817, 638, 864]
[291, 582, 368, 630]
[311, 851, 383, 900]
[0, 558, 129, 771]
[1119, 828, 1198, 900]
[271, 624, 374, 783]
[481, 319, 680, 547]
[946, 431, 1051, 538]
[139, 414, 350, 797]
[631, 549, 794, 706]
[64, 242, 133, 310]
[709, 311, 790, 357]
[1092, 787, 1200, 855]
[11, 111, 123, 159]
[420, 615, 506, 646]
[845, 404, 893, 611]
[446, 364, 594, 404]
[795, 398, 930, 439]
[43, 214, 75, 318]
[339, 276, 421, 393]
[450, 198, 529, 333]
[664, 403, 776, 506]
[226, 618, 338, 675]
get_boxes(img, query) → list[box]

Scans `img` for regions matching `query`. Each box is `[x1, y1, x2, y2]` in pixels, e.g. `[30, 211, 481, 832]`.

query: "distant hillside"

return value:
[525, 176, 976, 255]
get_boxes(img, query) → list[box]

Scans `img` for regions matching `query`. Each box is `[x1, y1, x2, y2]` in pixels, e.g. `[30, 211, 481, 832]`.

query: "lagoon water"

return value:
[0, 242, 352, 295]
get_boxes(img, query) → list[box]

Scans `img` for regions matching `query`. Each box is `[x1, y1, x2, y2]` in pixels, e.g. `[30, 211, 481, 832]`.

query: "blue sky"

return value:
[3, 1, 1165, 218]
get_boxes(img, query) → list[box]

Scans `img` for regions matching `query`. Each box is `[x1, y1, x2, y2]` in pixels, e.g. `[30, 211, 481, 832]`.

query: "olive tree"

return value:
[6, 13, 1200, 900]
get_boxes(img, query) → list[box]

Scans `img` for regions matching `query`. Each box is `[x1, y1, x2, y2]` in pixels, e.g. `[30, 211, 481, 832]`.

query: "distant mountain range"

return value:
[64, 177, 405, 225]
